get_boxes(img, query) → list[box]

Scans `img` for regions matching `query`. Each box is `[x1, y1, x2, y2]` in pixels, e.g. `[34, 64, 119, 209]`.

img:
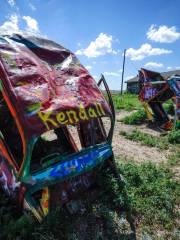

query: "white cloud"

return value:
[0, 14, 19, 34]
[147, 25, 180, 43]
[75, 33, 117, 58]
[22, 16, 39, 32]
[167, 66, 180, 70]
[85, 65, 92, 70]
[144, 62, 164, 69]
[126, 43, 172, 60]
[7, 0, 15, 7]
[0, 14, 40, 35]
[104, 71, 121, 77]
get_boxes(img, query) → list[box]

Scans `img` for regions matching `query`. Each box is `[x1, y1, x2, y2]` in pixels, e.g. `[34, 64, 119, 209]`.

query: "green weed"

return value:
[168, 129, 180, 144]
[119, 130, 170, 150]
[120, 109, 146, 125]
[120, 109, 147, 125]
[167, 147, 180, 167]
[112, 93, 142, 111]
[117, 160, 179, 232]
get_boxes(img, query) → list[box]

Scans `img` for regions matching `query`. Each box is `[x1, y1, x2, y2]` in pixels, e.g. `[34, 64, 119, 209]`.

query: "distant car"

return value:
[0, 34, 115, 221]
[138, 68, 180, 130]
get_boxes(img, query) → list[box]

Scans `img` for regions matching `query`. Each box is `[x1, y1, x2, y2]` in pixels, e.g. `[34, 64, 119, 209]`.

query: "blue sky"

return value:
[0, 0, 180, 89]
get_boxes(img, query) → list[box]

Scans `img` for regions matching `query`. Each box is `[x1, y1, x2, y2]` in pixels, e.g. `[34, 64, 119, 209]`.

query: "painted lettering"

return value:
[66, 110, 79, 124]
[79, 104, 88, 120]
[56, 112, 68, 124]
[38, 102, 106, 130]
[38, 111, 58, 130]
[95, 103, 102, 116]
[96, 103, 105, 116]
[88, 107, 97, 118]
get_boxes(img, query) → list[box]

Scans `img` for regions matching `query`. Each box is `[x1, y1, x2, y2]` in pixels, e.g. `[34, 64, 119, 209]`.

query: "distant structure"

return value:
[125, 75, 139, 94]
[125, 69, 180, 94]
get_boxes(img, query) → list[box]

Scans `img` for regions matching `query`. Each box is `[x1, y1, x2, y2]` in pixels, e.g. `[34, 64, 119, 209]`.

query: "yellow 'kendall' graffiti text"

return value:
[38, 103, 106, 130]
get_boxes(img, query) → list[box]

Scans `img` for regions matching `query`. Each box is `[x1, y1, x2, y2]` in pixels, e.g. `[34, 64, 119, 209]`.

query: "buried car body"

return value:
[0, 34, 115, 221]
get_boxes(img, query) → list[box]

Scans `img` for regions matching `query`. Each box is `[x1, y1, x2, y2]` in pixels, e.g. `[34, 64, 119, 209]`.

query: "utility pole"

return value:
[121, 49, 126, 95]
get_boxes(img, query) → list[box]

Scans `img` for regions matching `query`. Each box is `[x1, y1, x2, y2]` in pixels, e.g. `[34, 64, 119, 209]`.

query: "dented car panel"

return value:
[0, 34, 115, 220]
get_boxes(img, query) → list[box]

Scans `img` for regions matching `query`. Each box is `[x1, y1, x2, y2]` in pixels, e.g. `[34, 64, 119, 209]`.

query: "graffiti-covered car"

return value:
[138, 68, 180, 130]
[0, 34, 115, 221]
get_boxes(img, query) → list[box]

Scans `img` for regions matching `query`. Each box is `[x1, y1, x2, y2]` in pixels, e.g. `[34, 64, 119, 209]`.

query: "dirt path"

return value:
[112, 111, 170, 163]
[116, 111, 161, 137]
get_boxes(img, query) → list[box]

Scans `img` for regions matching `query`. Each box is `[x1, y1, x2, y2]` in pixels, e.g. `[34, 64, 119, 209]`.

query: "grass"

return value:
[120, 128, 180, 149]
[119, 129, 170, 150]
[119, 109, 147, 125]
[112, 93, 175, 115]
[168, 129, 180, 144]
[117, 160, 179, 237]
[0, 159, 179, 239]
[167, 148, 180, 167]
[112, 93, 142, 111]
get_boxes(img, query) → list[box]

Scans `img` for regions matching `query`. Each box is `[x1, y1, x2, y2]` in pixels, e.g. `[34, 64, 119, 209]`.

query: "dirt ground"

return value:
[111, 111, 171, 164]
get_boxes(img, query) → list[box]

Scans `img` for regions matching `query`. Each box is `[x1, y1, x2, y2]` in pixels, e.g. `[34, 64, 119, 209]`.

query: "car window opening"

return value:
[78, 118, 107, 148]
[30, 116, 109, 172]
[31, 127, 76, 172]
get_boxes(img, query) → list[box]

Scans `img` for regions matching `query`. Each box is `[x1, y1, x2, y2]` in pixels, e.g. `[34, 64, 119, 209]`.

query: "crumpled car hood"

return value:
[0, 34, 111, 137]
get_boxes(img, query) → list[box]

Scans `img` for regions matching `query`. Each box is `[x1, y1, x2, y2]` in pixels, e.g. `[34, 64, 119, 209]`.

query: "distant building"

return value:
[125, 75, 139, 94]
[125, 69, 180, 94]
